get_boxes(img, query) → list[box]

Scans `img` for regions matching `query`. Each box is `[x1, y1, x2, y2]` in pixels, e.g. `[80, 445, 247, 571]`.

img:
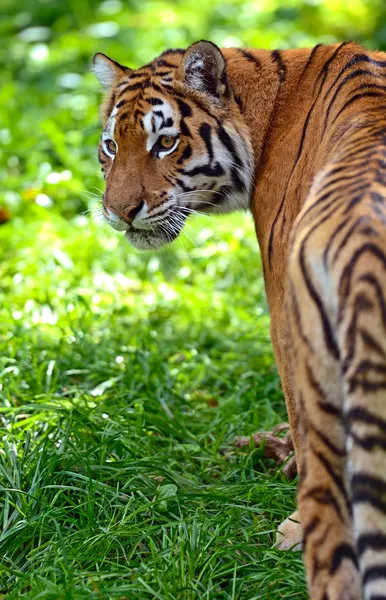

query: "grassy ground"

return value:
[3, 0, 385, 597]
[0, 209, 304, 599]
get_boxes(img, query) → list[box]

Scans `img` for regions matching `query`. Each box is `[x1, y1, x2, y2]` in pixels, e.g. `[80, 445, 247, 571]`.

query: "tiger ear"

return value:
[181, 40, 228, 99]
[93, 53, 131, 90]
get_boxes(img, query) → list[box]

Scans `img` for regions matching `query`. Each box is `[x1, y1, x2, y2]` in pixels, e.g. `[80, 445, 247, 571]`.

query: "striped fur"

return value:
[94, 41, 386, 599]
[93, 43, 253, 249]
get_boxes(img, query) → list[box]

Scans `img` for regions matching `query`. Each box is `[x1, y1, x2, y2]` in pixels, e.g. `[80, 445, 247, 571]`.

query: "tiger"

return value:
[93, 40, 386, 600]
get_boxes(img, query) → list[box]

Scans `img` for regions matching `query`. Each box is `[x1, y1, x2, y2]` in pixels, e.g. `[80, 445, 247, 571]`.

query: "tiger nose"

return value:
[117, 200, 145, 223]
[126, 200, 145, 222]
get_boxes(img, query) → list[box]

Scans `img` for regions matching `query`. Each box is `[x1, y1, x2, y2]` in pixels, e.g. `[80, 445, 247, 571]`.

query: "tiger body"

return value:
[94, 41, 386, 599]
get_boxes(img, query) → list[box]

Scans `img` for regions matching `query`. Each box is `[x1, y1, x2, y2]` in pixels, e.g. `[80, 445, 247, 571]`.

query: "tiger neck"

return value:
[223, 45, 342, 278]
[223, 47, 291, 172]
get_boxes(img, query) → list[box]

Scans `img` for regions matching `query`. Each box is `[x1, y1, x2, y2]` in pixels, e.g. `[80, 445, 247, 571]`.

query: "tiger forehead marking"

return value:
[104, 105, 118, 141]
[142, 101, 178, 153]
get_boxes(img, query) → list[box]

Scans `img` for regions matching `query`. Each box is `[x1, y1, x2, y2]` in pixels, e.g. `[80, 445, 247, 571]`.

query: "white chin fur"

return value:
[107, 219, 128, 232]
[124, 229, 175, 250]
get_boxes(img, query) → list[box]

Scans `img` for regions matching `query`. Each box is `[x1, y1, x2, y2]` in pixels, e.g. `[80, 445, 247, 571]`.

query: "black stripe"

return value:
[237, 48, 261, 70]
[352, 472, 386, 493]
[119, 109, 131, 123]
[149, 206, 170, 220]
[306, 362, 327, 398]
[298, 180, 369, 231]
[289, 284, 315, 351]
[116, 72, 149, 87]
[319, 167, 370, 194]
[149, 82, 171, 95]
[116, 79, 131, 88]
[303, 516, 320, 551]
[267, 44, 343, 267]
[360, 329, 386, 358]
[147, 97, 164, 106]
[311, 424, 346, 457]
[352, 489, 386, 514]
[323, 52, 386, 99]
[175, 178, 195, 193]
[271, 49, 287, 82]
[352, 359, 386, 378]
[323, 70, 386, 131]
[234, 94, 243, 112]
[360, 274, 386, 332]
[183, 162, 224, 178]
[323, 216, 351, 266]
[313, 42, 352, 94]
[303, 485, 345, 522]
[332, 90, 386, 125]
[217, 124, 245, 190]
[312, 445, 350, 508]
[156, 59, 178, 69]
[176, 98, 192, 118]
[298, 212, 341, 360]
[357, 533, 386, 556]
[199, 123, 214, 163]
[343, 189, 374, 214]
[351, 430, 386, 450]
[159, 48, 185, 57]
[318, 400, 342, 417]
[298, 44, 323, 83]
[155, 70, 172, 78]
[161, 117, 173, 129]
[330, 543, 358, 574]
[335, 141, 381, 164]
[180, 119, 191, 138]
[347, 408, 386, 431]
[338, 243, 386, 324]
[177, 144, 192, 165]
[100, 147, 110, 160]
[332, 216, 370, 265]
[335, 127, 386, 153]
[341, 291, 374, 376]
[172, 88, 217, 119]
[134, 109, 145, 122]
[118, 80, 149, 96]
[363, 565, 386, 584]
[164, 175, 175, 187]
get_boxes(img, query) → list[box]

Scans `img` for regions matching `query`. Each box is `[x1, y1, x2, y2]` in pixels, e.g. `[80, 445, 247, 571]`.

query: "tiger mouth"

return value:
[104, 207, 188, 249]
[124, 222, 181, 250]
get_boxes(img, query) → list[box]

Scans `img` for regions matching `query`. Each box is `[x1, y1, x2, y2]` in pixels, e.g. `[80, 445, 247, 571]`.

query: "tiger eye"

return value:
[159, 135, 175, 150]
[105, 139, 117, 155]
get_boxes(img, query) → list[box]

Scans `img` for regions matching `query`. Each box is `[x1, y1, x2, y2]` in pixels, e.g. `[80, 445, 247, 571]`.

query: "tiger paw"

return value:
[276, 511, 303, 551]
[233, 423, 297, 479]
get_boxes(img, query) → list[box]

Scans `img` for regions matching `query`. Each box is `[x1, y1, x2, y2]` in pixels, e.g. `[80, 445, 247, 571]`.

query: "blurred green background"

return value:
[0, 0, 385, 221]
[0, 1, 386, 599]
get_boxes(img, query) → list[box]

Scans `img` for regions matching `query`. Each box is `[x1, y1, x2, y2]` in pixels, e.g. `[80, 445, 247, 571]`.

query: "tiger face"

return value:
[93, 41, 254, 249]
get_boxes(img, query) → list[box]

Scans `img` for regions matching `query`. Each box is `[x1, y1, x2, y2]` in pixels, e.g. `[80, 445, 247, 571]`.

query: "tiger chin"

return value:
[93, 41, 254, 250]
[94, 39, 386, 600]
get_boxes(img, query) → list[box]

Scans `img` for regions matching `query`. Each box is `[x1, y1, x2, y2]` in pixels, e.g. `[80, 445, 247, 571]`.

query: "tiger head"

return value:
[93, 41, 254, 249]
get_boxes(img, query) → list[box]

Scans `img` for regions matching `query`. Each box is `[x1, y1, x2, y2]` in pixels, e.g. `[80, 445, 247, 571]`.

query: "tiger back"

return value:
[93, 40, 386, 600]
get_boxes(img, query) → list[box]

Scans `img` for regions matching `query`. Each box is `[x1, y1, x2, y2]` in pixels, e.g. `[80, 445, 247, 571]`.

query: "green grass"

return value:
[3, 0, 385, 597]
[0, 210, 304, 599]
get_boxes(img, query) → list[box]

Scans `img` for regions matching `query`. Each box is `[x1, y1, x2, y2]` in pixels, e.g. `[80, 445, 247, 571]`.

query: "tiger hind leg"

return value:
[337, 235, 386, 599]
[287, 218, 362, 598]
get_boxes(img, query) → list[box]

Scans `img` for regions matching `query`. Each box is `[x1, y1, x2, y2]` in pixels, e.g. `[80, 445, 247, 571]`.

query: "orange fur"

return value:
[94, 41, 386, 599]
